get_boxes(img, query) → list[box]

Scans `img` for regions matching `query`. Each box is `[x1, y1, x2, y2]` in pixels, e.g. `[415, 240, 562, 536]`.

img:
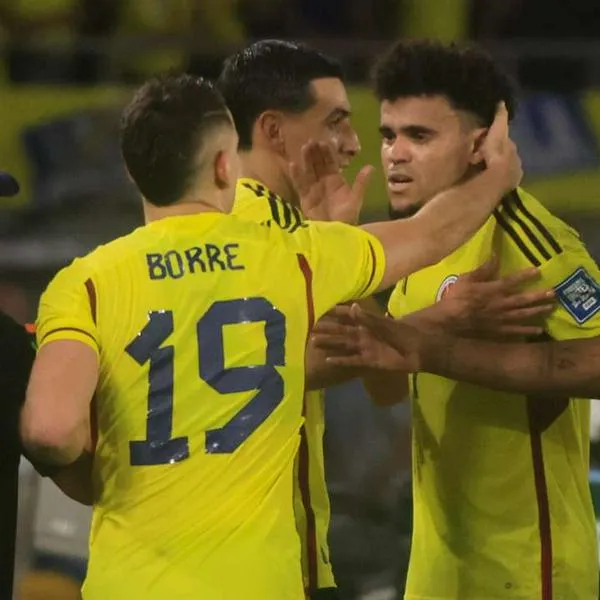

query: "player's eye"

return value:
[379, 128, 395, 142]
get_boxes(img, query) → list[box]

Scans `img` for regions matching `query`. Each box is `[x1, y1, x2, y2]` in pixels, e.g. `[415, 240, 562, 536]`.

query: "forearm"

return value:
[366, 168, 506, 290]
[423, 335, 600, 397]
[50, 453, 94, 506]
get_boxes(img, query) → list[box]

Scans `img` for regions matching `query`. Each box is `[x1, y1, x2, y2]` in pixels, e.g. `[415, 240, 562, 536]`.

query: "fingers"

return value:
[289, 161, 309, 197]
[495, 324, 546, 338]
[325, 354, 371, 368]
[498, 288, 555, 312]
[487, 102, 509, 152]
[500, 304, 555, 323]
[498, 266, 543, 290]
[351, 303, 399, 344]
[351, 164, 375, 204]
[311, 332, 359, 354]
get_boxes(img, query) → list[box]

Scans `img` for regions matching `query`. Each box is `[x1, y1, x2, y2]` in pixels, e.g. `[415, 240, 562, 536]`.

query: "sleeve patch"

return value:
[554, 267, 600, 324]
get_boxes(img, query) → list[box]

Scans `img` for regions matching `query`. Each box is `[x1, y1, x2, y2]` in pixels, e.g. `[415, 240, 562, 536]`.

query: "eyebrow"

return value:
[379, 124, 437, 136]
[327, 107, 351, 121]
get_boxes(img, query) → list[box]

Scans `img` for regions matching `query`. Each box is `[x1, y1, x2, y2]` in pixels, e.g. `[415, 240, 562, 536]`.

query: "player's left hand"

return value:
[290, 140, 374, 224]
[312, 305, 410, 371]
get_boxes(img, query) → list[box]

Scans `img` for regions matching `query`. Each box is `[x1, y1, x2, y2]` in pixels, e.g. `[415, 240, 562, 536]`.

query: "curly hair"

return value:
[372, 39, 517, 126]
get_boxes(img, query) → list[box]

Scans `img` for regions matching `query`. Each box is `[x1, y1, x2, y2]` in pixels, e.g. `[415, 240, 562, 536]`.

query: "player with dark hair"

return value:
[318, 39, 600, 599]
[218, 40, 369, 599]
[218, 40, 550, 599]
[19, 71, 521, 599]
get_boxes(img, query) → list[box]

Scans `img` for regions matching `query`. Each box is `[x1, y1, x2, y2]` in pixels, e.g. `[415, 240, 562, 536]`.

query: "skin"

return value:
[380, 96, 486, 219]
[315, 94, 553, 405]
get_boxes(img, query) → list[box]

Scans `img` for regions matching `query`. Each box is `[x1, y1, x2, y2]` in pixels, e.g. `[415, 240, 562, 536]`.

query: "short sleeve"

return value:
[36, 258, 99, 354]
[540, 233, 600, 340]
[387, 279, 409, 318]
[292, 221, 386, 320]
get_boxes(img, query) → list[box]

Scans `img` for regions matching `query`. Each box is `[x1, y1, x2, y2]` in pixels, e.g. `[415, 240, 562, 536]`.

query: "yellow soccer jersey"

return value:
[233, 178, 335, 591]
[36, 211, 385, 600]
[388, 188, 599, 600]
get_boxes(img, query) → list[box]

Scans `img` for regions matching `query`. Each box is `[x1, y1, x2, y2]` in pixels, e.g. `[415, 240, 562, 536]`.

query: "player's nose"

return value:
[388, 137, 411, 163]
[341, 128, 361, 161]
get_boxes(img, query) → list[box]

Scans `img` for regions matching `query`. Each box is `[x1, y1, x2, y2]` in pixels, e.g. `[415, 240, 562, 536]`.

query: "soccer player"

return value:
[320, 40, 600, 599]
[218, 40, 550, 599]
[217, 40, 369, 599]
[19, 74, 520, 599]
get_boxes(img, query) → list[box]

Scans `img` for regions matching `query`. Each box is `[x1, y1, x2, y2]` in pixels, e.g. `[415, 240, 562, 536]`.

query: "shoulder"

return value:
[493, 187, 573, 267]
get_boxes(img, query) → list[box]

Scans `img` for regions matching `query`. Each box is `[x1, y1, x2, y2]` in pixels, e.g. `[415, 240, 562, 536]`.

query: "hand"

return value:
[290, 140, 374, 224]
[436, 254, 555, 338]
[314, 304, 426, 373]
[312, 305, 409, 371]
[481, 102, 523, 193]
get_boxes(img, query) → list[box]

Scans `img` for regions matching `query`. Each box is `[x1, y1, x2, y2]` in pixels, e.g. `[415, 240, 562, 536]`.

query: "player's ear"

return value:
[255, 110, 285, 154]
[213, 149, 234, 190]
[469, 127, 489, 166]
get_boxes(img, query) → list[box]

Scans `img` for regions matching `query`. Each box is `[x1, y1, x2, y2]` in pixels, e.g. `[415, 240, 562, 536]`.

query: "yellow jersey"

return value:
[233, 178, 335, 592]
[36, 211, 385, 600]
[388, 188, 599, 600]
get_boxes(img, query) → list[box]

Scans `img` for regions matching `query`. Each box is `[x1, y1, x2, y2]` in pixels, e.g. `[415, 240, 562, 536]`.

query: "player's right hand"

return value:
[290, 140, 373, 224]
[481, 102, 523, 193]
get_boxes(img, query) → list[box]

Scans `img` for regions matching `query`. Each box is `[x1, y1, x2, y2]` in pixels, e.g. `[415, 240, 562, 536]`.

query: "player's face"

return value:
[282, 77, 360, 170]
[380, 95, 485, 219]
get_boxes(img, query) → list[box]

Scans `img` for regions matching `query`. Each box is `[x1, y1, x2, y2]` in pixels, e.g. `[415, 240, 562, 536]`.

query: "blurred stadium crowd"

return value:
[2, 1, 600, 599]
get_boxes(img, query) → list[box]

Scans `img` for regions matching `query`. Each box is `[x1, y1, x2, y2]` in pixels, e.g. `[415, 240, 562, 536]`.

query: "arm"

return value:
[20, 340, 98, 467]
[420, 334, 600, 398]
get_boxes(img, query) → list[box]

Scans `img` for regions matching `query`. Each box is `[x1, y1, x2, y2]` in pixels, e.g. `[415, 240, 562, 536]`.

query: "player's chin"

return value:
[388, 194, 421, 220]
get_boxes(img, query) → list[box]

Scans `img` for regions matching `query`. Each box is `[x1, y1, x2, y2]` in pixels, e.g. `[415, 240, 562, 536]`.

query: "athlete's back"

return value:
[36, 211, 384, 599]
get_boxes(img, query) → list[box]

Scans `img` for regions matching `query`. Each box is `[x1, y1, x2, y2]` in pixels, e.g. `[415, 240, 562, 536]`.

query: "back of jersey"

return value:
[36, 211, 385, 600]
[76, 213, 308, 600]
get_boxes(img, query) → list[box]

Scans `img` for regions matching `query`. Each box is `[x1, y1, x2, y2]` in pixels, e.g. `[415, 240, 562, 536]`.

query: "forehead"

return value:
[380, 95, 462, 129]
[306, 77, 351, 114]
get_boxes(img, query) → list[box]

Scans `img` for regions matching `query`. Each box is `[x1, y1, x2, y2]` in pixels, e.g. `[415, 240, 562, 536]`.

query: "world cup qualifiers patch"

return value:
[554, 267, 600, 324]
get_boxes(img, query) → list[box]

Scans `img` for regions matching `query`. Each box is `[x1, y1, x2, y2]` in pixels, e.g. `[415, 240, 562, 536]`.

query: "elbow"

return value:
[20, 410, 84, 466]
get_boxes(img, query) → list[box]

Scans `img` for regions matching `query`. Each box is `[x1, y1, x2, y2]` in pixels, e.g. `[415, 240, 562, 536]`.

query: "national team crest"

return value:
[436, 275, 459, 302]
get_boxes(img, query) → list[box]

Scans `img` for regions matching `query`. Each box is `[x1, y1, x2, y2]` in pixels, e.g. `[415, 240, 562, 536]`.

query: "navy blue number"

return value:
[198, 298, 286, 454]
[126, 299, 286, 465]
[126, 311, 189, 465]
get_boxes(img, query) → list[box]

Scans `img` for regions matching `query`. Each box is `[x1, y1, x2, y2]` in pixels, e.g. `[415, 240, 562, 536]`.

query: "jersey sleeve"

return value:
[291, 221, 386, 320]
[541, 232, 600, 340]
[387, 279, 409, 318]
[36, 258, 99, 353]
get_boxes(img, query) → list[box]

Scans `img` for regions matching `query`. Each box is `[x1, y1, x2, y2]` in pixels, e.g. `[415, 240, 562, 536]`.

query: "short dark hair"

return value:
[120, 74, 232, 207]
[373, 40, 517, 126]
[217, 40, 343, 150]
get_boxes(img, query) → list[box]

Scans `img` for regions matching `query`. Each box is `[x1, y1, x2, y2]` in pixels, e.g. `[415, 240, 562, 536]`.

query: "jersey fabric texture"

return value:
[36, 210, 385, 600]
[233, 177, 335, 592]
[388, 188, 599, 600]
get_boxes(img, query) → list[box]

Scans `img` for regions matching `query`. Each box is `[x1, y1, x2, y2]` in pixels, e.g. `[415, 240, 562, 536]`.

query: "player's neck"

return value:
[239, 150, 299, 206]
[143, 196, 224, 224]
